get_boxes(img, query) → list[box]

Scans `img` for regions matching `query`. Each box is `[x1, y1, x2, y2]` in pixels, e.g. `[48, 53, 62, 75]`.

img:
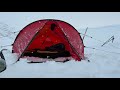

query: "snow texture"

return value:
[0, 23, 120, 78]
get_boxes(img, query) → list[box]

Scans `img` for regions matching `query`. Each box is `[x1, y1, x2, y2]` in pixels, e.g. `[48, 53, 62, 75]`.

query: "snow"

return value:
[1, 22, 120, 78]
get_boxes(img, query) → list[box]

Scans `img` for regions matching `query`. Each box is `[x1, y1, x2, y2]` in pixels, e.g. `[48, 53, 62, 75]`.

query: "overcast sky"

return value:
[0, 12, 120, 30]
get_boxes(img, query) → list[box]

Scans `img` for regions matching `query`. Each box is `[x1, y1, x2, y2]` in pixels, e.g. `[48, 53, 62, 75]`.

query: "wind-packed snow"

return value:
[0, 22, 120, 78]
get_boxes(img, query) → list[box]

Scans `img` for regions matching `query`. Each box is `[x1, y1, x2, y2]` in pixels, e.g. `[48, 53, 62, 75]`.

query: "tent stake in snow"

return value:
[101, 36, 114, 47]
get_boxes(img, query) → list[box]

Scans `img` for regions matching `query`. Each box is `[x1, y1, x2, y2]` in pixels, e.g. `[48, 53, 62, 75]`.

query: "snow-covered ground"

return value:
[0, 22, 120, 78]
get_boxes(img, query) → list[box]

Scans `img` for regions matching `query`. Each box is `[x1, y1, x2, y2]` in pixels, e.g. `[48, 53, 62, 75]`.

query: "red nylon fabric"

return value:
[57, 21, 84, 60]
[12, 20, 47, 57]
[12, 19, 84, 61]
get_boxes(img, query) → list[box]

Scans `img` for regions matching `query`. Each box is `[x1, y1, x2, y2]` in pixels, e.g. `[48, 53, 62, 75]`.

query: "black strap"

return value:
[0, 49, 6, 60]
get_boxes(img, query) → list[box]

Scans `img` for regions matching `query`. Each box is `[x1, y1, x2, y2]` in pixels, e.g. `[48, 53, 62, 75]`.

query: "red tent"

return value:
[12, 19, 84, 62]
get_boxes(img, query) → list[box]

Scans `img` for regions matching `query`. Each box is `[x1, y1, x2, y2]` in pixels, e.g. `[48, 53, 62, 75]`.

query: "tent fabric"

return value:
[12, 19, 84, 61]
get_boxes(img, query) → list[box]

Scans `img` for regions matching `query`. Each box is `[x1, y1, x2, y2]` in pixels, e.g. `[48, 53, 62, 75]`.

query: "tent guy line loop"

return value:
[84, 46, 120, 55]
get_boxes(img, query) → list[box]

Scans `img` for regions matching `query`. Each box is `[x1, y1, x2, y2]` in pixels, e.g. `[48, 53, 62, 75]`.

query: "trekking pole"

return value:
[112, 36, 114, 43]
[101, 36, 115, 47]
[83, 27, 88, 40]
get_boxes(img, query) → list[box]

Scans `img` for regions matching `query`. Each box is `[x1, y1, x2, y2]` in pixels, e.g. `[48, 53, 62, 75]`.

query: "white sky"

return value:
[0, 12, 120, 30]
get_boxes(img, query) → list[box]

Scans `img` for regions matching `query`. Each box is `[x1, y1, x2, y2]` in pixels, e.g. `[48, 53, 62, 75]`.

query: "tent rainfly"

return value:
[12, 19, 84, 62]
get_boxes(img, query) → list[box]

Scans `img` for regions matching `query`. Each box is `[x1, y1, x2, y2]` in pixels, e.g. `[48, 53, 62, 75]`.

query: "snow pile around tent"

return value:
[1, 23, 120, 78]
